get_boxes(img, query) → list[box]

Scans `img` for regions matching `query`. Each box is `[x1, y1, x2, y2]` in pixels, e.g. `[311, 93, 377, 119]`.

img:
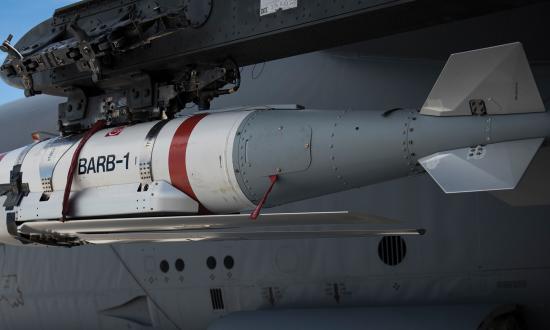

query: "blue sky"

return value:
[0, 0, 76, 104]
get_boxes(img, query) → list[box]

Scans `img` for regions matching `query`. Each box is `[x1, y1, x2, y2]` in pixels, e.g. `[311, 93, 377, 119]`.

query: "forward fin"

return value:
[419, 138, 543, 193]
[421, 42, 545, 116]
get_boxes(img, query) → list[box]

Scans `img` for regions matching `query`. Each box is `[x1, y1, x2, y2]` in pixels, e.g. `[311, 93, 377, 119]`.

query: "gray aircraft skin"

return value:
[1, 3, 550, 330]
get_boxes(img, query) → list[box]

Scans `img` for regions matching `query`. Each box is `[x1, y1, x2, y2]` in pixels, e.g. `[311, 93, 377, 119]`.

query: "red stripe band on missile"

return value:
[169, 114, 208, 203]
[0, 153, 6, 162]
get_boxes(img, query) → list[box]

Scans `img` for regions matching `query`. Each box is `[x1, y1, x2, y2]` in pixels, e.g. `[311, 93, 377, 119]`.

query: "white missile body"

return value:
[0, 111, 254, 216]
[0, 42, 548, 246]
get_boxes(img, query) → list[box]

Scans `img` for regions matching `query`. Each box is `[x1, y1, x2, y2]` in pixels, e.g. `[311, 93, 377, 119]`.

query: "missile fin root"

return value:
[421, 42, 545, 116]
[419, 138, 543, 193]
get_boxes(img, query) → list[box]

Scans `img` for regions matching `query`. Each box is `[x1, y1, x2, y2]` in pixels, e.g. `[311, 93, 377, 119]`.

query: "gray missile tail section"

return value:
[232, 109, 550, 208]
[417, 42, 549, 193]
[233, 42, 549, 206]
[232, 109, 416, 206]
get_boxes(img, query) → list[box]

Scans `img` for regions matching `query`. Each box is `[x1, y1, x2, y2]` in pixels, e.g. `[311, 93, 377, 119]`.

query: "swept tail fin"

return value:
[421, 42, 545, 117]
[419, 138, 543, 193]
[418, 42, 547, 194]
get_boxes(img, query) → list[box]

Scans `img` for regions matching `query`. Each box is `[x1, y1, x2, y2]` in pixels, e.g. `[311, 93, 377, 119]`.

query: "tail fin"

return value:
[419, 138, 543, 193]
[491, 146, 550, 206]
[421, 42, 545, 116]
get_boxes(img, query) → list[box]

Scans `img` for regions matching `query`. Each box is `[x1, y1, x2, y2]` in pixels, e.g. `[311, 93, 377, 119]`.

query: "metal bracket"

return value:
[3, 165, 30, 210]
[0, 34, 22, 59]
[39, 136, 80, 192]
[0, 35, 37, 96]
[68, 14, 103, 82]
[59, 88, 88, 134]
[5, 212, 18, 236]
[22, 74, 37, 97]
[127, 74, 154, 111]
[1, 143, 35, 210]
[139, 120, 169, 182]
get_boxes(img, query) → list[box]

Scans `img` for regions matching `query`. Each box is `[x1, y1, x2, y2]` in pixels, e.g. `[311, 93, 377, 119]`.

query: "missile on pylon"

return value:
[0, 42, 548, 246]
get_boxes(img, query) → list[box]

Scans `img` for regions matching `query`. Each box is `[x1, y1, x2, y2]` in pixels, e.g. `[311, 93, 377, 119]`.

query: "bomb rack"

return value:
[0, 0, 541, 135]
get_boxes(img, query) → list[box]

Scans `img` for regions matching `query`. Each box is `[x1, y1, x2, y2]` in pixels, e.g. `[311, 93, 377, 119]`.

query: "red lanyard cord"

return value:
[61, 120, 107, 222]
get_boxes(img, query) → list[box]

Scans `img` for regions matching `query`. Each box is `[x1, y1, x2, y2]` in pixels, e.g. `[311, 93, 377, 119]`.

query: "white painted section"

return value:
[20, 141, 51, 192]
[0, 145, 30, 184]
[186, 111, 255, 212]
[0, 113, 256, 228]
[52, 121, 158, 191]
[17, 181, 198, 221]
[151, 117, 186, 183]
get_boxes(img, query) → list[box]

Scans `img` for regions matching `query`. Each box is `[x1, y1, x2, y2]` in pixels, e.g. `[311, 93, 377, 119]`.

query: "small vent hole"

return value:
[378, 236, 406, 266]
[224, 256, 234, 270]
[210, 288, 225, 310]
[175, 259, 185, 272]
[160, 260, 169, 273]
[207, 256, 217, 270]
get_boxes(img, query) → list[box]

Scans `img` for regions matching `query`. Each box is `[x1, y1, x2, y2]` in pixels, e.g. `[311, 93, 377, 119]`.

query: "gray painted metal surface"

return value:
[232, 109, 550, 207]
